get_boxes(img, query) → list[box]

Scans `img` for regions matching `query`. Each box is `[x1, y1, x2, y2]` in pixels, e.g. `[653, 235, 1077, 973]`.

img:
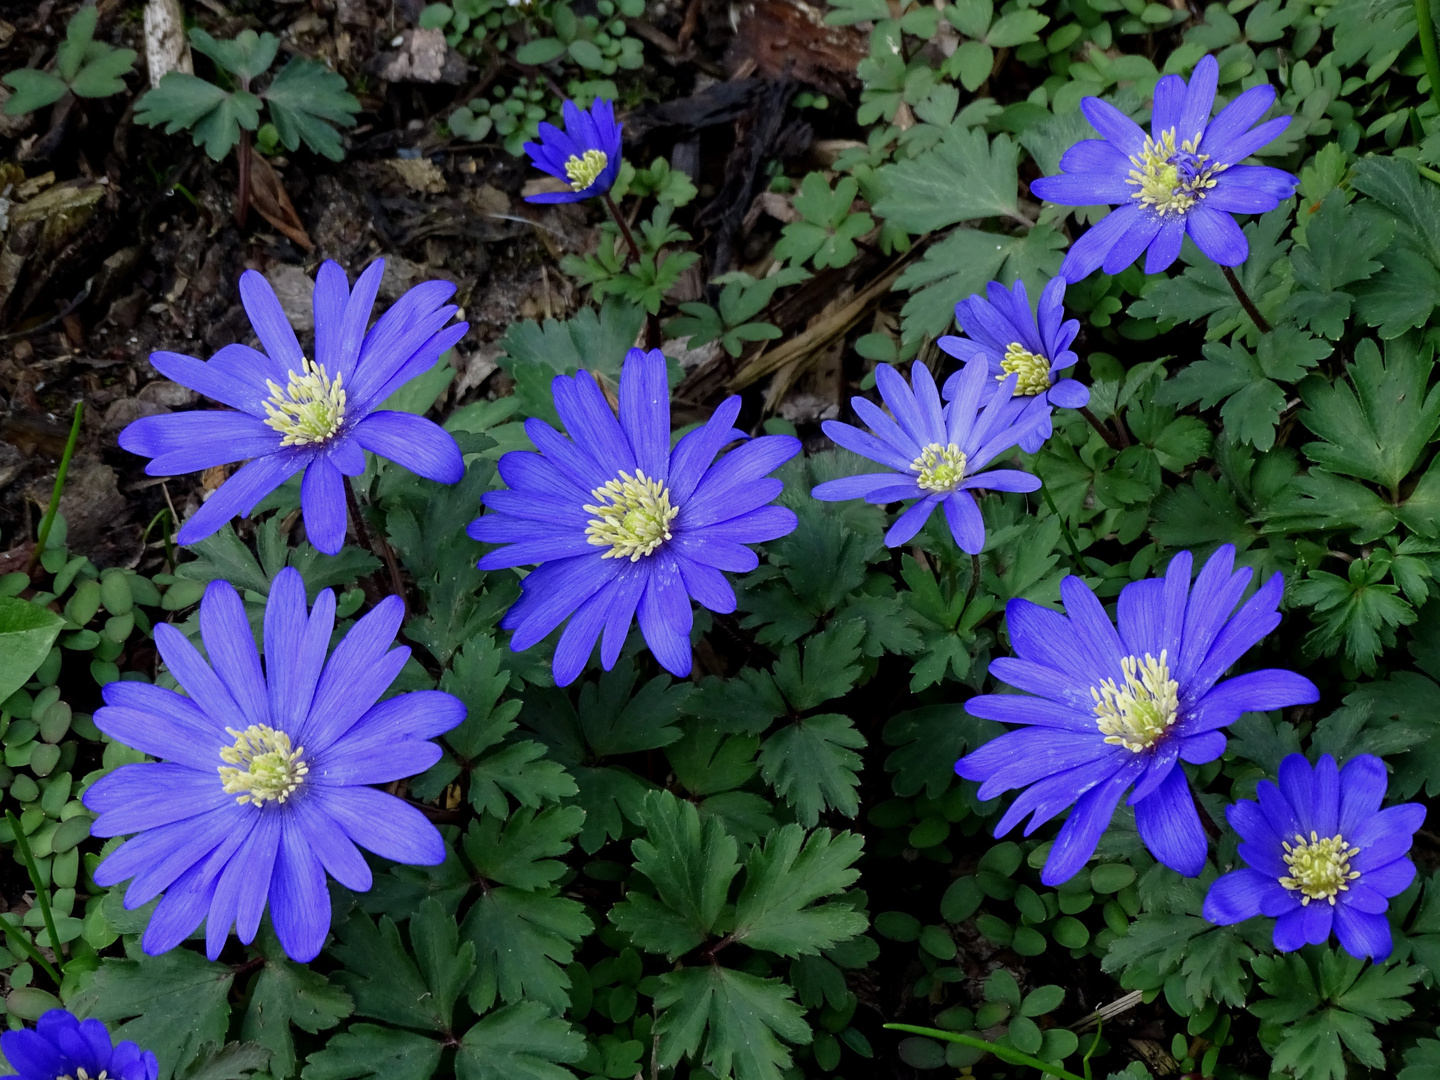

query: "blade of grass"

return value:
[883, 1024, 1087, 1080]
[5, 810, 65, 967]
[0, 912, 62, 987]
[27, 401, 83, 576]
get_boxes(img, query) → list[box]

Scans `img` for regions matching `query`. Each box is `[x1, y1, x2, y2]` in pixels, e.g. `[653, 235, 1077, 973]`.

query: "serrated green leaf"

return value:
[654, 966, 811, 1080]
[456, 1002, 586, 1080]
[873, 126, 1022, 233]
[0, 597, 65, 704]
[463, 887, 592, 1013]
[731, 825, 866, 956]
[301, 1026, 442, 1080]
[465, 805, 585, 889]
[330, 903, 474, 1033]
[69, 44, 137, 98]
[2, 69, 69, 114]
[262, 57, 359, 161]
[771, 618, 865, 711]
[759, 713, 866, 826]
[70, 941, 235, 1080]
[189, 28, 279, 80]
[610, 790, 739, 959]
[241, 932, 352, 1080]
[135, 72, 261, 160]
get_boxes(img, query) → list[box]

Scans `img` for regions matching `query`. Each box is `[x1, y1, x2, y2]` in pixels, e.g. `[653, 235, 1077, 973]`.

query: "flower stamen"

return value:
[910, 442, 967, 493]
[1126, 128, 1226, 216]
[262, 358, 346, 446]
[59, 1072, 109, 1080]
[1280, 832, 1362, 906]
[585, 469, 678, 561]
[1092, 650, 1179, 752]
[1000, 343, 1052, 396]
[219, 724, 308, 807]
[564, 149, 609, 191]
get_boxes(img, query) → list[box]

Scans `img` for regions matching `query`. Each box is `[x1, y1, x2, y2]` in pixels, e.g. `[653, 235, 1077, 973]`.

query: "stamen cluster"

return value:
[262, 358, 347, 447]
[1092, 650, 1180, 753]
[1280, 832, 1362, 906]
[565, 149, 610, 191]
[585, 469, 679, 561]
[910, 442, 967, 494]
[999, 342, 1053, 396]
[1127, 128, 1226, 216]
[218, 724, 308, 807]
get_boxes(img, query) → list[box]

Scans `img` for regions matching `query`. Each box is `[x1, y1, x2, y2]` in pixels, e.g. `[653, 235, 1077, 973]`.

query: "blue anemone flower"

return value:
[938, 277, 1089, 453]
[1204, 753, 1424, 962]
[119, 259, 468, 555]
[83, 567, 465, 962]
[468, 347, 800, 685]
[810, 359, 1044, 552]
[956, 545, 1319, 885]
[1, 1010, 157, 1080]
[1030, 54, 1298, 281]
[523, 99, 623, 203]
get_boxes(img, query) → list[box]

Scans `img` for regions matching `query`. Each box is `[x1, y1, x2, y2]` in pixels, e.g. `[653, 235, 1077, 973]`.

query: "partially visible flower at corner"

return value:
[0, 1009, 158, 1080]
[82, 567, 466, 963]
[117, 259, 468, 555]
[1030, 53, 1298, 281]
[522, 99, 623, 204]
[811, 359, 1045, 553]
[1203, 753, 1423, 962]
[955, 544, 1320, 886]
[467, 347, 800, 686]
[938, 277, 1089, 453]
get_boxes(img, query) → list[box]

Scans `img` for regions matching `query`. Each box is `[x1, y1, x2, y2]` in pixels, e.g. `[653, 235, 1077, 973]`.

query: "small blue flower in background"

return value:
[83, 567, 465, 962]
[1203, 753, 1423, 961]
[956, 544, 1319, 886]
[468, 347, 800, 685]
[1030, 54, 1298, 281]
[811, 359, 1044, 553]
[938, 277, 1089, 453]
[523, 99, 623, 204]
[1, 1010, 157, 1080]
[119, 259, 468, 555]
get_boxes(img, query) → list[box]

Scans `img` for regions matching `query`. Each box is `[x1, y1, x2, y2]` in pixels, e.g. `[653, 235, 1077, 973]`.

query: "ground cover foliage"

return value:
[9, 0, 1440, 1079]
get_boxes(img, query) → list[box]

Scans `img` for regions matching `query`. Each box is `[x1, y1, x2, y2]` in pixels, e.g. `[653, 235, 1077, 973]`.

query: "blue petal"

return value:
[176, 453, 304, 547]
[1199, 83, 1278, 161]
[351, 412, 464, 484]
[240, 270, 304, 369]
[199, 578, 270, 727]
[317, 784, 446, 865]
[669, 396, 746, 503]
[300, 597, 407, 754]
[1041, 759, 1143, 885]
[1333, 903, 1393, 962]
[1203, 868, 1277, 925]
[1177, 54, 1219, 141]
[618, 348, 670, 481]
[264, 569, 334, 733]
[269, 821, 331, 962]
[636, 552, 693, 677]
[1133, 763, 1206, 876]
[1079, 96, 1147, 156]
[1186, 206, 1249, 266]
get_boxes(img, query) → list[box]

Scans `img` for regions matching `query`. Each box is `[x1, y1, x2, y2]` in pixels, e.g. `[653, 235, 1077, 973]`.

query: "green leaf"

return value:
[872, 126, 1022, 233]
[1298, 334, 1440, 491]
[771, 618, 865, 711]
[178, 1043, 272, 1080]
[731, 825, 866, 956]
[301, 1026, 442, 1080]
[2, 69, 69, 115]
[759, 713, 866, 826]
[240, 933, 353, 1079]
[1400, 1031, 1440, 1079]
[654, 966, 811, 1080]
[1291, 556, 1417, 673]
[466, 805, 585, 889]
[70, 941, 236, 1080]
[189, 28, 279, 80]
[330, 902, 475, 1033]
[462, 887, 592, 1013]
[1280, 194, 1395, 339]
[883, 704, 1000, 798]
[0, 597, 65, 703]
[456, 1002, 586, 1080]
[135, 72, 262, 161]
[69, 43, 138, 98]
[174, 524, 274, 595]
[262, 57, 359, 161]
[496, 300, 649, 426]
[610, 790, 739, 959]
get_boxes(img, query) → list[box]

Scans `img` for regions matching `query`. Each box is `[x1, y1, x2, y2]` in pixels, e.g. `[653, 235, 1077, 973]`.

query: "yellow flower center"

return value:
[1092, 650, 1179, 753]
[1000, 343, 1052, 396]
[584, 469, 678, 561]
[1126, 127, 1227, 216]
[218, 724, 308, 807]
[565, 149, 609, 192]
[262, 358, 346, 447]
[1280, 832, 1362, 906]
[59, 1072, 109, 1080]
[910, 442, 967, 493]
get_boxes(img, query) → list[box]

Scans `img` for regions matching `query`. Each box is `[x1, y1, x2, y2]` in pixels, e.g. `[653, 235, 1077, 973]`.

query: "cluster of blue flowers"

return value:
[40, 57, 1414, 1073]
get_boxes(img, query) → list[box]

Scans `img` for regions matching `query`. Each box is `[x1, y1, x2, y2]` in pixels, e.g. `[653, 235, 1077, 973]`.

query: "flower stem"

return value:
[5, 810, 64, 966]
[1417, 0, 1440, 116]
[1221, 264, 1272, 333]
[1034, 467, 1084, 567]
[602, 192, 644, 265]
[342, 475, 408, 611]
[27, 401, 82, 577]
[1078, 406, 1122, 451]
[964, 552, 982, 609]
[883, 1024, 1086, 1080]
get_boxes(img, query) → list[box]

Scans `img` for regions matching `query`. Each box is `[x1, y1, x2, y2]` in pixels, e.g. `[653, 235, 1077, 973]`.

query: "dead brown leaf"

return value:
[249, 150, 314, 251]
